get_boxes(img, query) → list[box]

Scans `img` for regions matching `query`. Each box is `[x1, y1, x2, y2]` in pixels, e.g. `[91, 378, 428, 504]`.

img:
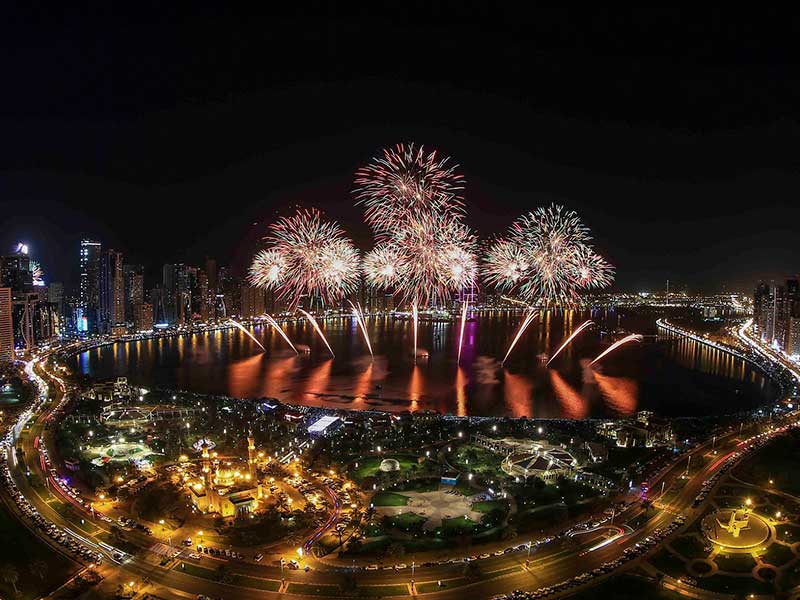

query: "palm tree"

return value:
[1, 563, 19, 595]
[30, 558, 47, 581]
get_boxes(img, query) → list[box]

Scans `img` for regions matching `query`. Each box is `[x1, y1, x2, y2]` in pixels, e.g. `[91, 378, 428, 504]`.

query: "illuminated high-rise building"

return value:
[133, 302, 153, 332]
[78, 239, 102, 334]
[124, 264, 144, 324]
[100, 249, 124, 333]
[0, 288, 13, 362]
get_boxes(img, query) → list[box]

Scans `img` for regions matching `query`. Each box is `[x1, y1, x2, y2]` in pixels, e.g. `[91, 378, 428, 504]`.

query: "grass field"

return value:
[735, 429, 800, 496]
[668, 535, 708, 560]
[371, 491, 410, 507]
[471, 499, 509, 514]
[440, 515, 478, 534]
[714, 552, 756, 573]
[760, 542, 795, 567]
[0, 504, 79, 600]
[388, 512, 428, 530]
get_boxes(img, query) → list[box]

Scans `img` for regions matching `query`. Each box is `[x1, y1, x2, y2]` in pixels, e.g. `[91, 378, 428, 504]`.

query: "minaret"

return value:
[247, 429, 257, 480]
[201, 440, 216, 512]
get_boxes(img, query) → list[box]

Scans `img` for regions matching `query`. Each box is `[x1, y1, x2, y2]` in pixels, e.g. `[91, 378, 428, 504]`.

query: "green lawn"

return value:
[696, 574, 774, 595]
[649, 549, 687, 578]
[0, 504, 80, 600]
[471, 499, 510, 514]
[232, 574, 280, 591]
[440, 515, 478, 534]
[358, 584, 410, 596]
[388, 512, 428, 530]
[371, 491, 410, 507]
[668, 535, 708, 560]
[286, 582, 342, 596]
[416, 577, 471, 593]
[759, 542, 795, 567]
[777, 523, 800, 541]
[714, 553, 756, 573]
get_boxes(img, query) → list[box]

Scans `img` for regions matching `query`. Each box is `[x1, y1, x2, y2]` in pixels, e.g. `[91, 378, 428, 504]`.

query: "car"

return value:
[366, 564, 378, 571]
[189, 553, 201, 559]
[254, 553, 263, 562]
[288, 560, 300, 570]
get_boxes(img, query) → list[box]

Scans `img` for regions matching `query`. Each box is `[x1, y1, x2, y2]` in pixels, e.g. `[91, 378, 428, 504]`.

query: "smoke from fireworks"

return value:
[484, 204, 614, 305]
[248, 209, 360, 308]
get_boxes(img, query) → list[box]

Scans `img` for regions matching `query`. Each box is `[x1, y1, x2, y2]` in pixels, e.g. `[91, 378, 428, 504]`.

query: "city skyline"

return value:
[2, 9, 800, 292]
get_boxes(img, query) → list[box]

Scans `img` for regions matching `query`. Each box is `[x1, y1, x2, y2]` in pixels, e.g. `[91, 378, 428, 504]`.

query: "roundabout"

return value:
[701, 506, 773, 551]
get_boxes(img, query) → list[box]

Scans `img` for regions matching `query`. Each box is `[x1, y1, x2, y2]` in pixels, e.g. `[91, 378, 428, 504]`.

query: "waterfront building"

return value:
[79, 239, 102, 334]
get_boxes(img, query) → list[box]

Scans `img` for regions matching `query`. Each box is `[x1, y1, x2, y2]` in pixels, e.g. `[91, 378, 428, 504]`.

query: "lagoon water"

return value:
[72, 308, 777, 418]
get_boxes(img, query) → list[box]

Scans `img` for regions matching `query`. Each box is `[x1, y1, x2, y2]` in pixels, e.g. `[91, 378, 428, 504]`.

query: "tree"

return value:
[1, 563, 19, 595]
[29, 558, 47, 581]
[385, 542, 405, 560]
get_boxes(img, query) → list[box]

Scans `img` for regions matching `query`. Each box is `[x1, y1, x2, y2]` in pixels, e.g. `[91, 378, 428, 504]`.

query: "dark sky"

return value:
[1, 5, 799, 293]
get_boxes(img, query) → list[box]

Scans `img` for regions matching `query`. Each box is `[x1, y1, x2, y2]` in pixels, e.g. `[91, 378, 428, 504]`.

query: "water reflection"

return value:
[73, 309, 778, 418]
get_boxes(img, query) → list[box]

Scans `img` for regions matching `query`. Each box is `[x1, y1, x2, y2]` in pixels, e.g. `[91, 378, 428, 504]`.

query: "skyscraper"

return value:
[123, 264, 144, 323]
[0, 288, 13, 362]
[162, 263, 176, 324]
[100, 249, 124, 332]
[79, 239, 102, 334]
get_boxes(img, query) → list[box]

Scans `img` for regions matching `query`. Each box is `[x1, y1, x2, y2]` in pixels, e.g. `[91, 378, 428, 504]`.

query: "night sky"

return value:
[2, 5, 799, 293]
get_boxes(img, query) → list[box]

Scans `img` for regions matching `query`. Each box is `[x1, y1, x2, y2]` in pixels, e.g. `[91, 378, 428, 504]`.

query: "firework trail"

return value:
[501, 311, 538, 365]
[229, 320, 266, 352]
[457, 301, 469, 365]
[483, 204, 614, 306]
[348, 301, 373, 357]
[590, 334, 643, 365]
[546, 320, 593, 366]
[412, 302, 419, 360]
[297, 308, 335, 357]
[263, 314, 298, 354]
[248, 209, 360, 309]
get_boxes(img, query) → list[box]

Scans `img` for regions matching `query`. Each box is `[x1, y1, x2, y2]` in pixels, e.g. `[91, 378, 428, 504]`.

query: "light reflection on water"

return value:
[73, 309, 777, 418]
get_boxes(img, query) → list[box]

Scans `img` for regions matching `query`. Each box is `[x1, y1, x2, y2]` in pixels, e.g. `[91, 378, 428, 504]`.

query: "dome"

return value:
[379, 458, 400, 472]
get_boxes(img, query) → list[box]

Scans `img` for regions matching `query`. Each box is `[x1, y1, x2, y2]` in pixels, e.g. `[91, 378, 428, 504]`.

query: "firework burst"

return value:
[484, 204, 613, 305]
[363, 245, 401, 288]
[248, 208, 360, 308]
[354, 143, 465, 238]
